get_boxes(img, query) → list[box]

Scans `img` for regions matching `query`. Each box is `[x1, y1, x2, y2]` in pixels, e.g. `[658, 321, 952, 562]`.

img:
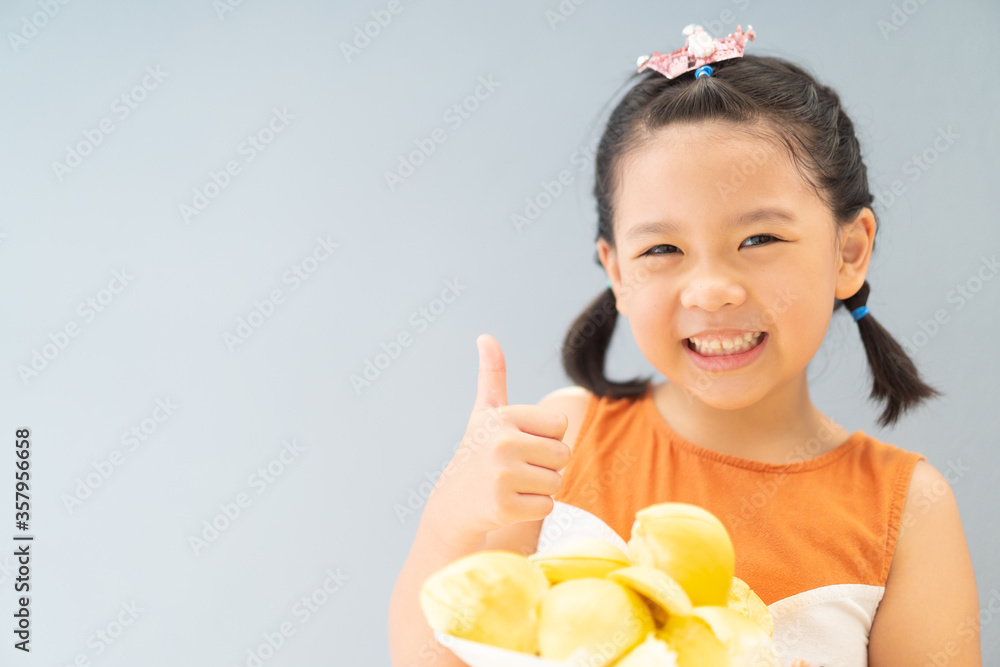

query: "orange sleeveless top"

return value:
[551, 385, 926, 606]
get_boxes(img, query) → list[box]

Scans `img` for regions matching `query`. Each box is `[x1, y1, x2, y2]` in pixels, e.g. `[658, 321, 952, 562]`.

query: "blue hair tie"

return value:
[851, 305, 869, 322]
[695, 65, 713, 78]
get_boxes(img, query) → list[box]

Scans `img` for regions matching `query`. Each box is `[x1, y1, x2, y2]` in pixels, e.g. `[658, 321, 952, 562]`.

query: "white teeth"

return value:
[688, 332, 764, 356]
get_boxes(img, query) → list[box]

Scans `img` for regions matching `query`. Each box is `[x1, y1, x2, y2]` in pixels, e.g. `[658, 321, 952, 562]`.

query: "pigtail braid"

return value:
[842, 280, 944, 428]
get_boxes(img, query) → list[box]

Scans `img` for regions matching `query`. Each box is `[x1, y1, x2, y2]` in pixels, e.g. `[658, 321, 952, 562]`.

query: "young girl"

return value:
[389, 25, 981, 667]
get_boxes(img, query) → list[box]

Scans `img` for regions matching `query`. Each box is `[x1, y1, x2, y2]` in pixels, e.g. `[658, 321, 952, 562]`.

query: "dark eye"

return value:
[640, 234, 780, 257]
[640, 244, 679, 257]
[742, 234, 780, 247]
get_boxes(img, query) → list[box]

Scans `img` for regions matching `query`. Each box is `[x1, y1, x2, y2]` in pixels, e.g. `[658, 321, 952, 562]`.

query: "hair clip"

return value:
[637, 24, 756, 79]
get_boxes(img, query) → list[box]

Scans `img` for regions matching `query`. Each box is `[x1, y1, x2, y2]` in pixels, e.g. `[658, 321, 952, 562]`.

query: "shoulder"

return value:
[536, 385, 594, 452]
[904, 458, 953, 501]
[538, 385, 593, 405]
[894, 458, 970, 558]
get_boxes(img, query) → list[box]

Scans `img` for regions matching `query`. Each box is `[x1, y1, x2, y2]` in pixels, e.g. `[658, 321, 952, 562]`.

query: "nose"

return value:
[679, 262, 748, 311]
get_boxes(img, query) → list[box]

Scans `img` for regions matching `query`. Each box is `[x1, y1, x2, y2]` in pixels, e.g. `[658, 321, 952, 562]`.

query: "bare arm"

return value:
[389, 336, 585, 667]
[388, 497, 486, 667]
[868, 460, 982, 666]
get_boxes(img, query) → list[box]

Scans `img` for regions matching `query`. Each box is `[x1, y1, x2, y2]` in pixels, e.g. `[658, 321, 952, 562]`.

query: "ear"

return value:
[597, 237, 628, 317]
[834, 207, 876, 300]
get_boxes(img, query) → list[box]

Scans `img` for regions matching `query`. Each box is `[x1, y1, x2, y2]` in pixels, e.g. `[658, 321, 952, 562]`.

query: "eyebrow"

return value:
[626, 207, 798, 239]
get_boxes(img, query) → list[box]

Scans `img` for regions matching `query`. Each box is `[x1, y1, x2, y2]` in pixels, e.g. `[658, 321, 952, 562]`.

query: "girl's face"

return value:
[597, 122, 874, 410]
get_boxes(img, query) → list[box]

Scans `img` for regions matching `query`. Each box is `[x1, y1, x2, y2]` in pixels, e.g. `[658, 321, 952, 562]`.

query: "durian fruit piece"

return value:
[690, 606, 781, 667]
[627, 502, 735, 606]
[606, 565, 693, 627]
[529, 537, 632, 584]
[725, 576, 774, 637]
[656, 613, 729, 667]
[613, 631, 680, 667]
[419, 550, 549, 654]
[537, 578, 654, 665]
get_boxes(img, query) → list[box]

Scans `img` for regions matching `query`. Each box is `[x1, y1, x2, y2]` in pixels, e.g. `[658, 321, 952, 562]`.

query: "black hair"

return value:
[561, 54, 942, 428]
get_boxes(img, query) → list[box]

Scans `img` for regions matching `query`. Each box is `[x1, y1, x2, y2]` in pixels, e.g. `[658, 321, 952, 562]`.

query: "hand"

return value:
[425, 334, 571, 541]
[790, 660, 822, 667]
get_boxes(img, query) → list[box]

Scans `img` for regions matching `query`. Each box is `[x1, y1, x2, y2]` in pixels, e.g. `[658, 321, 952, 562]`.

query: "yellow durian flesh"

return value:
[725, 575, 774, 637]
[606, 565, 694, 624]
[690, 606, 781, 667]
[529, 537, 631, 584]
[613, 631, 680, 667]
[656, 614, 729, 667]
[627, 502, 735, 607]
[538, 578, 654, 665]
[419, 550, 549, 653]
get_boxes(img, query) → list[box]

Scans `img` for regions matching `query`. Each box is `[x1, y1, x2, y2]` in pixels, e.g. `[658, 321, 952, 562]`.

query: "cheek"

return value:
[622, 280, 673, 325]
[624, 294, 682, 359]
[775, 290, 834, 356]
[755, 258, 832, 328]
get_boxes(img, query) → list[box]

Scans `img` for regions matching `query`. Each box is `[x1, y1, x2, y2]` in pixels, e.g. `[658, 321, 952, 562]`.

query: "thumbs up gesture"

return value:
[425, 334, 572, 541]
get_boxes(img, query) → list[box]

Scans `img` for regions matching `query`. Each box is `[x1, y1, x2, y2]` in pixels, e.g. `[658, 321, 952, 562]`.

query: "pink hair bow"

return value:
[637, 24, 756, 79]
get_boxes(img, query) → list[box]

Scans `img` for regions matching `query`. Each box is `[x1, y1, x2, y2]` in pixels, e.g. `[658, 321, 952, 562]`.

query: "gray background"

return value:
[1, 0, 997, 664]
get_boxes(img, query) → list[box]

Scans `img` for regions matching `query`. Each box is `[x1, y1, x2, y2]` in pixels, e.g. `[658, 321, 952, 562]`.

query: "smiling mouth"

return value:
[686, 332, 766, 357]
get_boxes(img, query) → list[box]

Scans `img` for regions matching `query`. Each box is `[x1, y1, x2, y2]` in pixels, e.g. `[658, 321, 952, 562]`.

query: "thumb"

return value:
[473, 334, 508, 412]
